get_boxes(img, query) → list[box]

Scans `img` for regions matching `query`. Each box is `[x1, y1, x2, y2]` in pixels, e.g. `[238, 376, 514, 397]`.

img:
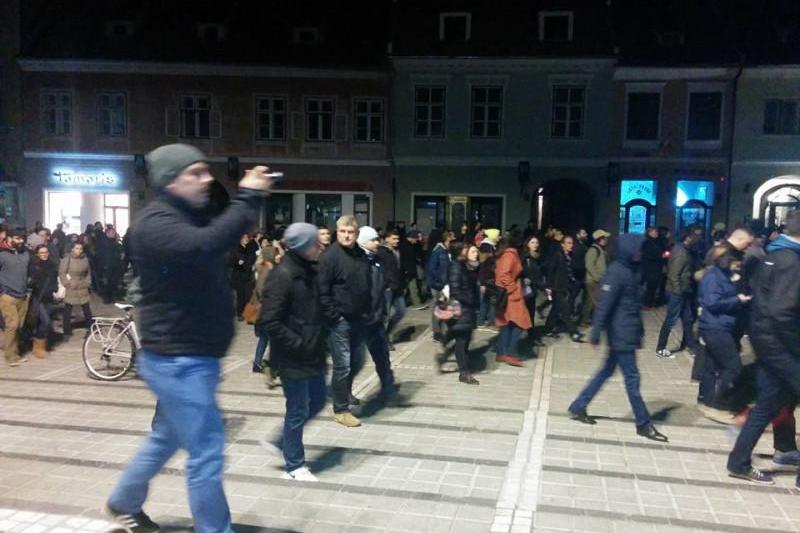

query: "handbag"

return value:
[242, 299, 260, 324]
[484, 280, 508, 310]
[53, 278, 66, 301]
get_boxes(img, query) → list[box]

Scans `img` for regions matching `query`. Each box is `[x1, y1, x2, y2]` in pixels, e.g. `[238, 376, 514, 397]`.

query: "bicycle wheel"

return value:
[82, 322, 136, 381]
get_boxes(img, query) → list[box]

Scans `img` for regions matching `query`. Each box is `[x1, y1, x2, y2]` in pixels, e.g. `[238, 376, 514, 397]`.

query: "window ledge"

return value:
[623, 140, 659, 149]
[684, 140, 722, 150]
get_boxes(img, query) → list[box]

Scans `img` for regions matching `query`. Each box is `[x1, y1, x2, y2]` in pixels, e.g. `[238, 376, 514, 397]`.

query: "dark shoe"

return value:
[252, 364, 263, 374]
[570, 333, 586, 344]
[636, 424, 668, 442]
[545, 331, 561, 339]
[103, 504, 160, 533]
[348, 394, 361, 406]
[569, 409, 596, 425]
[388, 342, 396, 352]
[459, 372, 479, 385]
[728, 467, 775, 485]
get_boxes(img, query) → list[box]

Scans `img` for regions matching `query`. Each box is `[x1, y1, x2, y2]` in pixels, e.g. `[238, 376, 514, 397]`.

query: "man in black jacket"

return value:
[105, 144, 273, 533]
[259, 223, 326, 482]
[318, 214, 372, 428]
[727, 210, 800, 486]
[377, 229, 406, 349]
[543, 235, 585, 343]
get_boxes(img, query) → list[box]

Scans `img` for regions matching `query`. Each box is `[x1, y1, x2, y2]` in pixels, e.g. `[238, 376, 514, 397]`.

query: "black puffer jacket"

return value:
[317, 242, 371, 323]
[259, 250, 326, 377]
[590, 234, 645, 351]
[131, 189, 261, 358]
[448, 260, 480, 332]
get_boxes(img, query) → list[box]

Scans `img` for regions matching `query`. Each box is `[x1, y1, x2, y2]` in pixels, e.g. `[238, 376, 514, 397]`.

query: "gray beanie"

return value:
[284, 223, 319, 252]
[146, 143, 207, 190]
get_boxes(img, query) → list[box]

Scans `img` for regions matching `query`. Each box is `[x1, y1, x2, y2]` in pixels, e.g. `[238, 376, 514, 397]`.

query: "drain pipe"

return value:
[725, 63, 744, 227]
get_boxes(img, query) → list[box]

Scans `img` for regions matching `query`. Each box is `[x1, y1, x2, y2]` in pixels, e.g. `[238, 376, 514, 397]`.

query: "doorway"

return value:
[45, 190, 130, 236]
[536, 179, 595, 234]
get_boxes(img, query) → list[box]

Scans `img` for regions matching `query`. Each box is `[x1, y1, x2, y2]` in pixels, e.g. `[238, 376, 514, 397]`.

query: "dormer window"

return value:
[538, 11, 573, 42]
[104, 20, 134, 39]
[292, 27, 322, 44]
[439, 12, 471, 41]
[198, 23, 227, 42]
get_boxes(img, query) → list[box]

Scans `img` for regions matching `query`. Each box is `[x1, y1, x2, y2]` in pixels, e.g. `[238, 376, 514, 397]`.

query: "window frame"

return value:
[762, 97, 800, 137]
[469, 85, 504, 139]
[623, 83, 664, 148]
[95, 91, 128, 138]
[179, 93, 212, 139]
[304, 96, 336, 142]
[413, 85, 447, 139]
[41, 89, 74, 137]
[684, 82, 725, 149]
[254, 94, 288, 143]
[352, 97, 385, 144]
[538, 10, 574, 42]
[439, 12, 472, 42]
[549, 83, 587, 140]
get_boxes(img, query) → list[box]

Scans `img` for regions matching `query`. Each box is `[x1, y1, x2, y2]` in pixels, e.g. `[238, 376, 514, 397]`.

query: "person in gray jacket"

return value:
[655, 231, 700, 358]
[0, 229, 30, 366]
[581, 229, 610, 325]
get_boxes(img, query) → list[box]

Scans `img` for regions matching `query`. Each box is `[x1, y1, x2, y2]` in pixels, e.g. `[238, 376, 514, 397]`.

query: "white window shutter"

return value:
[165, 107, 180, 136]
[210, 111, 222, 138]
[291, 112, 304, 140]
[334, 114, 347, 141]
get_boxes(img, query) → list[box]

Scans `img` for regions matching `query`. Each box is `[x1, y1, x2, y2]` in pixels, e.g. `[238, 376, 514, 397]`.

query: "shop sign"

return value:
[50, 168, 122, 189]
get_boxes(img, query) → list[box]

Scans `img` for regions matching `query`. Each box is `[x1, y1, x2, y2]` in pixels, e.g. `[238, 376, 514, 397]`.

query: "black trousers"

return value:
[63, 303, 93, 336]
[544, 290, 577, 335]
[451, 330, 472, 374]
[233, 281, 255, 317]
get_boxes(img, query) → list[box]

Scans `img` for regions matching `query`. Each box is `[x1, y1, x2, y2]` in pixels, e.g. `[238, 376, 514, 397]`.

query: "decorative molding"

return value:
[392, 57, 615, 74]
[18, 59, 388, 80]
[614, 67, 737, 81]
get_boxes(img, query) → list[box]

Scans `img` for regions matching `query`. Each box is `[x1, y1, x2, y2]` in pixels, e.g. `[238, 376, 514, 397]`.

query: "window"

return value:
[539, 11, 573, 42]
[625, 91, 661, 141]
[197, 23, 226, 42]
[255, 96, 286, 141]
[293, 27, 321, 44]
[551, 85, 585, 138]
[439, 12, 471, 41]
[687, 91, 722, 142]
[97, 92, 126, 137]
[764, 99, 800, 135]
[305, 98, 334, 141]
[414, 86, 446, 138]
[180, 95, 210, 138]
[306, 194, 342, 229]
[354, 194, 371, 227]
[43, 90, 72, 136]
[353, 98, 384, 143]
[471, 86, 503, 138]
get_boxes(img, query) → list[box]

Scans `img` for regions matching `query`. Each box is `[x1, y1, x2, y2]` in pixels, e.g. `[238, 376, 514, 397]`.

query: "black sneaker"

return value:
[103, 504, 160, 533]
[728, 467, 775, 485]
[636, 424, 668, 442]
[570, 333, 586, 344]
[569, 408, 596, 425]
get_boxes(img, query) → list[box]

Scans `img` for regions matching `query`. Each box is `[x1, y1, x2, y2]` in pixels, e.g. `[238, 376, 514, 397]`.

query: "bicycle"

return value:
[82, 303, 141, 381]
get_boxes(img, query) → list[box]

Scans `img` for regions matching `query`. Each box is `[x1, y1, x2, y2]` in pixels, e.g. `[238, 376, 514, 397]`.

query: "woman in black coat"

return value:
[523, 236, 546, 347]
[28, 245, 59, 358]
[229, 234, 257, 320]
[447, 242, 481, 385]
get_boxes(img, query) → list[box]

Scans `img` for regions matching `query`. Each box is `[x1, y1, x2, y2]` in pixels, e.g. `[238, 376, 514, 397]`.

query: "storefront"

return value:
[618, 179, 657, 234]
[412, 194, 504, 234]
[675, 179, 715, 236]
[263, 189, 374, 230]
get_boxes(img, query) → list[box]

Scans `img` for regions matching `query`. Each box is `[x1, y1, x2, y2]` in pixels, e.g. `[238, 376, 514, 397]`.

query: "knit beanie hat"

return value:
[357, 226, 380, 248]
[146, 143, 207, 190]
[283, 223, 319, 252]
[484, 228, 500, 244]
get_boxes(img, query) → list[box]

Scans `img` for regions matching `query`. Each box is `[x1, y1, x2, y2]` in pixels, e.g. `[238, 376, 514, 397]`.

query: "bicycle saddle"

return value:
[114, 303, 134, 311]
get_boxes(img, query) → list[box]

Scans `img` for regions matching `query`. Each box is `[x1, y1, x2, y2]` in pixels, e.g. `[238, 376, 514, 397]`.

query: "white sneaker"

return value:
[258, 436, 282, 457]
[282, 466, 318, 482]
[655, 349, 675, 359]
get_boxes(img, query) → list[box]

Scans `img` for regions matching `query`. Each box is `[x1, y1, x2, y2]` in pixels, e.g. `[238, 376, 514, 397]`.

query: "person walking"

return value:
[229, 234, 257, 321]
[104, 144, 273, 533]
[426, 230, 453, 344]
[0, 230, 31, 366]
[522, 235, 545, 347]
[571, 228, 589, 317]
[400, 229, 426, 309]
[27, 245, 59, 358]
[543, 235, 585, 343]
[641, 227, 665, 309]
[96, 227, 125, 304]
[258, 223, 326, 482]
[727, 210, 800, 485]
[252, 238, 277, 379]
[477, 228, 500, 327]
[655, 231, 701, 358]
[59, 242, 93, 339]
[447, 242, 481, 384]
[318, 215, 372, 428]
[567, 234, 668, 442]
[581, 230, 610, 326]
[377, 229, 406, 350]
[494, 231, 532, 367]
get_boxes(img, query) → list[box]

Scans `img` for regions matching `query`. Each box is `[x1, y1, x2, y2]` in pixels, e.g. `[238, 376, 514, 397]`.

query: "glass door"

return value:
[46, 191, 83, 235]
[676, 200, 711, 236]
[620, 199, 655, 234]
[104, 193, 130, 236]
[305, 194, 342, 230]
[414, 196, 446, 235]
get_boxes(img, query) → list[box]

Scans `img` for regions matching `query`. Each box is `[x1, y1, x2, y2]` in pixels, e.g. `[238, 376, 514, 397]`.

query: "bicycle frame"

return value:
[88, 314, 142, 354]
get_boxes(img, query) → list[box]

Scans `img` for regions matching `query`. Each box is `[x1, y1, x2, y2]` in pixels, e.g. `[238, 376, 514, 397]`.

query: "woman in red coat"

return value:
[495, 231, 532, 366]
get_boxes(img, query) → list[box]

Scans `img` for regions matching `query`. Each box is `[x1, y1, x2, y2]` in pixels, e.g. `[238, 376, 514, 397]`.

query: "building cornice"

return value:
[614, 67, 737, 81]
[391, 56, 616, 73]
[17, 59, 389, 80]
[741, 66, 800, 79]
[24, 151, 391, 167]
[394, 155, 727, 167]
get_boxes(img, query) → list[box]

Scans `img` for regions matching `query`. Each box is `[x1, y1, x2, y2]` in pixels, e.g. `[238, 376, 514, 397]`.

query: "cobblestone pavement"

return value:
[0, 300, 794, 532]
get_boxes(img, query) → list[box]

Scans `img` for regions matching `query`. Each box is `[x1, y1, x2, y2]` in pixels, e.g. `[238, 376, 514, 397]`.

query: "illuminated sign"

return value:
[50, 168, 122, 189]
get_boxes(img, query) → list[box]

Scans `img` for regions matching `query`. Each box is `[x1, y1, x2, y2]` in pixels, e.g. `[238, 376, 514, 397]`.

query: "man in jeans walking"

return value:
[105, 144, 273, 533]
[655, 231, 700, 358]
[318, 215, 372, 428]
[0, 230, 30, 367]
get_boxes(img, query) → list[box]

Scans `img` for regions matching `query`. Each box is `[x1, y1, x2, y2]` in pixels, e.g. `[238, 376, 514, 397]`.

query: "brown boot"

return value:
[32, 338, 48, 359]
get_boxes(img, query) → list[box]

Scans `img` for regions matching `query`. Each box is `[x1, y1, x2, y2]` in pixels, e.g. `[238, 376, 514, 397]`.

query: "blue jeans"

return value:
[385, 289, 407, 337]
[365, 323, 396, 396]
[328, 319, 366, 413]
[569, 349, 651, 427]
[496, 324, 522, 357]
[108, 351, 232, 533]
[34, 302, 53, 339]
[656, 292, 698, 352]
[281, 372, 327, 472]
[253, 334, 269, 369]
[479, 292, 495, 325]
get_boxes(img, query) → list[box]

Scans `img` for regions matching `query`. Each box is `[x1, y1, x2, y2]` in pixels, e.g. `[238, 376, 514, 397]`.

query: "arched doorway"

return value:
[535, 179, 594, 234]
[752, 176, 800, 228]
[676, 199, 712, 237]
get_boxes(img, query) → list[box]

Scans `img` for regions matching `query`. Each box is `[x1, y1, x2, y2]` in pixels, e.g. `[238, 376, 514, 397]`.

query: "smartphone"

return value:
[265, 172, 284, 182]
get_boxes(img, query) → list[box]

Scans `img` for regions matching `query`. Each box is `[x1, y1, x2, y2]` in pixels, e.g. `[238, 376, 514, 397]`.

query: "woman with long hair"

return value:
[522, 235, 545, 347]
[28, 245, 59, 357]
[253, 238, 278, 387]
[494, 231, 532, 366]
[59, 241, 93, 338]
[447, 242, 481, 385]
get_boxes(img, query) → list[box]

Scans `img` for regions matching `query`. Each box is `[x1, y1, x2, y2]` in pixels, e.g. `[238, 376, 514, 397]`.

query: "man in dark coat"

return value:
[567, 233, 668, 442]
[727, 210, 800, 485]
[105, 144, 273, 533]
[641, 227, 665, 308]
[377, 229, 406, 349]
[543, 235, 584, 343]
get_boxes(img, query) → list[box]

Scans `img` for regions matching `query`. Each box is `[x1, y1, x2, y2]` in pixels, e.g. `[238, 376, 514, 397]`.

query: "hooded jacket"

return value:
[590, 234, 644, 350]
[426, 242, 450, 292]
[749, 234, 800, 359]
[698, 266, 742, 332]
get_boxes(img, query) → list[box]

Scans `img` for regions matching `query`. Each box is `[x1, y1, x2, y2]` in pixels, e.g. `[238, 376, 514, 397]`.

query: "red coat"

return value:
[495, 248, 532, 329]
